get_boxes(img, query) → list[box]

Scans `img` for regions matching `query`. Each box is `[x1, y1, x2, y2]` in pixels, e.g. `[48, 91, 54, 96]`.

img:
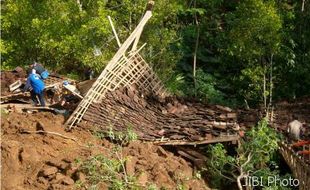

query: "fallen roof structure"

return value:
[80, 85, 240, 144]
[66, 2, 167, 128]
[64, 2, 241, 146]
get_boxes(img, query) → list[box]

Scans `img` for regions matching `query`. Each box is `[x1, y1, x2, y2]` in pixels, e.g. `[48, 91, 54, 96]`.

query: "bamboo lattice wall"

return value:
[66, 52, 167, 128]
[279, 142, 310, 190]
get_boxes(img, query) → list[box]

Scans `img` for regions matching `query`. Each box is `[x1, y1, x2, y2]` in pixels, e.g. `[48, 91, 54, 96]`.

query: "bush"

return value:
[205, 118, 291, 190]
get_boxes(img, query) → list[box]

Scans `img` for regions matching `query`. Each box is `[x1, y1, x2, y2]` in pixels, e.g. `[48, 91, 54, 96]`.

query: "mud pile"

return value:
[1, 112, 209, 190]
[1, 69, 26, 96]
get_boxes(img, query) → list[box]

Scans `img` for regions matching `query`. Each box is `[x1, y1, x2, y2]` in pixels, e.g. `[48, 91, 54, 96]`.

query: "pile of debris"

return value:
[1, 67, 27, 96]
[0, 68, 81, 110]
[81, 85, 240, 144]
[1, 112, 209, 190]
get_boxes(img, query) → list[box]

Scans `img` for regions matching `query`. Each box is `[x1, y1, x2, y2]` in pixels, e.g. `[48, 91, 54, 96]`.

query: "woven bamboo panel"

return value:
[279, 142, 310, 190]
[66, 52, 167, 128]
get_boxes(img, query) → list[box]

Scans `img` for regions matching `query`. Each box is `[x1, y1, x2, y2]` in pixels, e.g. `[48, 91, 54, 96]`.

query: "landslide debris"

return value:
[1, 112, 209, 190]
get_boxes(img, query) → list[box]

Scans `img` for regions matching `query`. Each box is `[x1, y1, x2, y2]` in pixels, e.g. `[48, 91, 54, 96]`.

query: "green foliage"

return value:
[80, 152, 140, 190]
[2, 0, 310, 105]
[1, 0, 183, 79]
[92, 124, 138, 145]
[194, 69, 227, 104]
[81, 125, 139, 190]
[227, 0, 282, 59]
[205, 118, 287, 189]
[107, 125, 138, 145]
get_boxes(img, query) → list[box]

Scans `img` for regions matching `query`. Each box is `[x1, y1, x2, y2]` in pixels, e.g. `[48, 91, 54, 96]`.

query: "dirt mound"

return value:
[1, 70, 27, 96]
[121, 142, 207, 189]
[1, 111, 209, 190]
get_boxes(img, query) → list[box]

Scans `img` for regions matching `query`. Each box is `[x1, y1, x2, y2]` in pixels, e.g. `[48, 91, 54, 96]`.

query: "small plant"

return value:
[80, 153, 135, 190]
[205, 118, 286, 190]
[106, 124, 138, 145]
[81, 124, 141, 190]
[147, 184, 158, 190]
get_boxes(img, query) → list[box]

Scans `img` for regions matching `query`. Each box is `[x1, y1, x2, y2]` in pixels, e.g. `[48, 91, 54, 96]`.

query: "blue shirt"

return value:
[24, 74, 45, 94]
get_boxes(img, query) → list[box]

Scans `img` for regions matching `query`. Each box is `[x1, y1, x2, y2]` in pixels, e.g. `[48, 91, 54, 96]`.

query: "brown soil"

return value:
[1, 111, 209, 190]
[1, 70, 27, 96]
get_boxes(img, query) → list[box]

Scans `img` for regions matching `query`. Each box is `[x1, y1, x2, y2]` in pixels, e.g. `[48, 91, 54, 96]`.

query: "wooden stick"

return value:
[21, 130, 77, 142]
[154, 135, 239, 146]
[108, 16, 122, 48]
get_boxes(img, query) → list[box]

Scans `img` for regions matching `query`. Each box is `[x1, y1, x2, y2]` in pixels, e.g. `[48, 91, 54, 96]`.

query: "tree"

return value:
[205, 119, 289, 190]
[1, 0, 184, 79]
[227, 0, 282, 107]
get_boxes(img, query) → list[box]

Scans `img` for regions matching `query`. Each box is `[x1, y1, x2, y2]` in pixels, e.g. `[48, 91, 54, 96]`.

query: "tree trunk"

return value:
[263, 63, 267, 110]
[302, 0, 306, 12]
[237, 175, 244, 190]
[193, 0, 200, 96]
[193, 27, 199, 87]
[269, 54, 274, 108]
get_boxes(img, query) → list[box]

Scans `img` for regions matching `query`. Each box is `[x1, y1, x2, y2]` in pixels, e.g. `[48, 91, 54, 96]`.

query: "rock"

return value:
[136, 159, 148, 166]
[64, 163, 80, 176]
[49, 183, 63, 190]
[54, 173, 66, 182]
[137, 172, 148, 186]
[47, 160, 69, 170]
[157, 129, 165, 136]
[125, 156, 137, 176]
[76, 172, 86, 183]
[41, 167, 58, 177]
[20, 147, 40, 163]
[37, 177, 48, 186]
[161, 109, 168, 114]
[61, 176, 74, 185]
[36, 122, 46, 132]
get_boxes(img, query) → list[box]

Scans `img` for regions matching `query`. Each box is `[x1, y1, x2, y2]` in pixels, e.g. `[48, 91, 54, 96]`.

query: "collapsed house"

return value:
[1, 2, 309, 189]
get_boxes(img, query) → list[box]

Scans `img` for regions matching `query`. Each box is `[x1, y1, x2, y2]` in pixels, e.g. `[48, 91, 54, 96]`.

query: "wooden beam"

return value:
[131, 26, 144, 51]
[108, 11, 152, 65]
[108, 16, 122, 48]
[153, 135, 239, 146]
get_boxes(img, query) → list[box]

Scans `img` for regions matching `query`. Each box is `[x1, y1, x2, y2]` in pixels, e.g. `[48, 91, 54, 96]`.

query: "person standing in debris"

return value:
[31, 61, 49, 80]
[287, 119, 305, 140]
[23, 69, 46, 107]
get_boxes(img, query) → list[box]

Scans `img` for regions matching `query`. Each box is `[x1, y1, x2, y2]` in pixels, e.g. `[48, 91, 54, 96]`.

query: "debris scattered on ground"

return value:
[82, 85, 240, 143]
[1, 112, 209, 190]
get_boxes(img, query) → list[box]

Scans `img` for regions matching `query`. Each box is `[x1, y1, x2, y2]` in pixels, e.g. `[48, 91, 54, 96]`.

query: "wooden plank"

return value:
[153, 135, 239, 145]
[108, 16, 122, 47]
[0, 103, 58, 113]
[177, 150, 198, 162]
[109, 11, 152, 66]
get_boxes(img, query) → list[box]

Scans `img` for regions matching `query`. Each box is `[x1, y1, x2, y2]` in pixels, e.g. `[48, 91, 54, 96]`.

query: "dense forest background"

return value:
[1, 0, 310, 107]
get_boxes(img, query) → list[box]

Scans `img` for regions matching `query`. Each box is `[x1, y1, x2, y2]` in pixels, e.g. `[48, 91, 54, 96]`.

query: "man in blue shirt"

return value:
[23, 69, 46, 107]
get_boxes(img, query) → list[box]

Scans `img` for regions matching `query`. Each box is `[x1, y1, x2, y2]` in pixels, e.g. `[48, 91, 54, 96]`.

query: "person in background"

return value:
[31, 61, 49, 80]
[23, 69, 46, 107]
[287, 119, 305, 140]
[84, 67, 94, 80]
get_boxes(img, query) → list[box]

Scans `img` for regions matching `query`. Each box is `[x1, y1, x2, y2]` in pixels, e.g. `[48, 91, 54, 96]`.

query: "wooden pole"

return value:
[108, 16, 122, 48]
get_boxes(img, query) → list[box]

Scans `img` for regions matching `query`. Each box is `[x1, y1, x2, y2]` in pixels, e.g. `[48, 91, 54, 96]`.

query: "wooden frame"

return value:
[66, 3, 168, 128]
